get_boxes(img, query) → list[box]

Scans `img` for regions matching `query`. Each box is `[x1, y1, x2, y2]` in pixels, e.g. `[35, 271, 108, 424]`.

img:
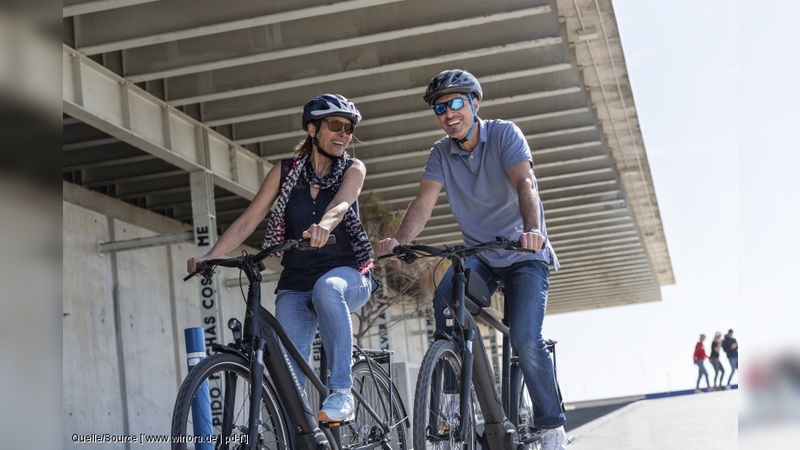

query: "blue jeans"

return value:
[696, 360, 710, 389]
[433, 257, 566, 429]
[276, 267, 374, 390]
[727, 356, 738, 385]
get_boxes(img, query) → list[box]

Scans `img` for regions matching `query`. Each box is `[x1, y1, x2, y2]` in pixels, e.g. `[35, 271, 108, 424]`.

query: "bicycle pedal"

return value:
[319, 418, 352, 428]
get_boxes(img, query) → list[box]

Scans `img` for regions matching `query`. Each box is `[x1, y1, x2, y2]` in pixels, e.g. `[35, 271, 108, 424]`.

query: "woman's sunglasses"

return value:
[432, 97, 466, 116]
[323, 119, 355, 135]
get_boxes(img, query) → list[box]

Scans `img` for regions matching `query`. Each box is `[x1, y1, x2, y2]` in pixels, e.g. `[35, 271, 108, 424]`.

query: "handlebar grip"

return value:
[182, 272, 198, 282]
[298, 235, 336, 250]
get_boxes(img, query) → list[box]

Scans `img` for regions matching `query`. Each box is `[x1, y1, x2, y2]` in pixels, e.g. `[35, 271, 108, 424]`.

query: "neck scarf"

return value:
[262, 155, 374, 274]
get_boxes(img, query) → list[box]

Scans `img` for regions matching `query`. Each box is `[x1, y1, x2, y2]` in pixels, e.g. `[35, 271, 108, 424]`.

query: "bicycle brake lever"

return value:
[183, 266, 215, 282]
[397, 252, 418, 264]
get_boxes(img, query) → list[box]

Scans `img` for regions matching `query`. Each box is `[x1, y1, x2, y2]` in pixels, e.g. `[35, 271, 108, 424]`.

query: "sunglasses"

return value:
[432, 97, 467, 116]
[323, 119, 355, 135]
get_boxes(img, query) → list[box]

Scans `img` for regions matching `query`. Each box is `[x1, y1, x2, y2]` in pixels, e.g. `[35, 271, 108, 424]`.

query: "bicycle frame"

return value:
[228, 257, 328, 450]
[406, 242, 556, 449]
[203, 244, 405, 450]
[440, 254, 519, 447]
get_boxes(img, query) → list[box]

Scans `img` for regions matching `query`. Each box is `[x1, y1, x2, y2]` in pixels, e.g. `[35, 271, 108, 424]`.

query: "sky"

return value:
[542, 0, 741, 402]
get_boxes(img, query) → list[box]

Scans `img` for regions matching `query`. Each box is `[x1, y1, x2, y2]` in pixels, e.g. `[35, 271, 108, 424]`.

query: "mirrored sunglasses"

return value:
[432, 97, 466, 116]
[323, 119, 355, 135]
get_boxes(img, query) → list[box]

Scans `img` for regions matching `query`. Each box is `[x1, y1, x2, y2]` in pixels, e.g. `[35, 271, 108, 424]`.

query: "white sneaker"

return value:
[541, 426, 567, 450]
[317, 390, 355, 423]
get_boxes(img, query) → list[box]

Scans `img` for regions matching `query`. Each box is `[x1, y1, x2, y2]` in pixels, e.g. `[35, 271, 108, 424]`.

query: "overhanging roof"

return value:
[62, 0, 674, 313]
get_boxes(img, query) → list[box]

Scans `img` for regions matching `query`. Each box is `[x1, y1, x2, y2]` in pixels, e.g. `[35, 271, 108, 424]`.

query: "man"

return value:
[379, 69, 566, 449]
[722, 328, 738, 388]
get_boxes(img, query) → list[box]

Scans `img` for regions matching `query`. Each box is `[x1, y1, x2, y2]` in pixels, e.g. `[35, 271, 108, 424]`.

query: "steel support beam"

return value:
[62, 44, 271, 201]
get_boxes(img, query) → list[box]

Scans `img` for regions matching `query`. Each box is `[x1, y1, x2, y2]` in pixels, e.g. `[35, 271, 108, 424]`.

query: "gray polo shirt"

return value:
[422, 118, 559, 270]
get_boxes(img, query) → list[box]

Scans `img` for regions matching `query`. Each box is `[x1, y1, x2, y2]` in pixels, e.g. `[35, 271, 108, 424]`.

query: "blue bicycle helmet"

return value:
[423, 69, 483, 106]
[302, 94, 362, 130]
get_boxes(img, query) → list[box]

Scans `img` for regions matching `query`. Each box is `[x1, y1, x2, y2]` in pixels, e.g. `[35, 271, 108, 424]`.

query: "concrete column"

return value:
[190, 170, 225, 353]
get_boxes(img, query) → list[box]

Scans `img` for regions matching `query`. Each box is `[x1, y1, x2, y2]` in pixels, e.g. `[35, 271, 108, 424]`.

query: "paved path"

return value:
[564, 390, 737, 450]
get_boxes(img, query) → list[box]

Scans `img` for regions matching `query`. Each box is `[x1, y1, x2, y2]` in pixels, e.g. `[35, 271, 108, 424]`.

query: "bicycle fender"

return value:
[210, 343, 247, 360]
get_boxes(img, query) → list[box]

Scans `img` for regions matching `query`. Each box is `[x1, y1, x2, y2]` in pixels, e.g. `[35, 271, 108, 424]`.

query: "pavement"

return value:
[563, 389, 738, 449]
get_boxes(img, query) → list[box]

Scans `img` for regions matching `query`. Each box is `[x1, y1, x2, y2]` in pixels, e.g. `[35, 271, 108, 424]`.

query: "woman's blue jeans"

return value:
[433, 257, 566, 429]
[696, 360, 710, 389]
[276, 267, 373, 390]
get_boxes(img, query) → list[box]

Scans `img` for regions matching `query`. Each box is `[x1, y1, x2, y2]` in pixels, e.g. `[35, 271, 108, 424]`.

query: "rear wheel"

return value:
[413, 339, 476, 449]
[342, 360, 410, 449]
[171, 353, 292, 449]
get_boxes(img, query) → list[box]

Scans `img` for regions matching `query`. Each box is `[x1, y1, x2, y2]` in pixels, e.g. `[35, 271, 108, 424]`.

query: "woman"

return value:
[709, 331, 725, 391]
[693, 333, 711, 393]
[187, 93, 376, 423]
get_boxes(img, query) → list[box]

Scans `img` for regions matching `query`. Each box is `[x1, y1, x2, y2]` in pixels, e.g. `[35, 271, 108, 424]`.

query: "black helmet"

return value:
[302, 94, 362, 130]
[423, 69, 483, 106]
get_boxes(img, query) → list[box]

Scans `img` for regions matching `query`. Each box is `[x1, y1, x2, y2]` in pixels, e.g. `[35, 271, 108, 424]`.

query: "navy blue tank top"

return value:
[276, 158, 359, 291]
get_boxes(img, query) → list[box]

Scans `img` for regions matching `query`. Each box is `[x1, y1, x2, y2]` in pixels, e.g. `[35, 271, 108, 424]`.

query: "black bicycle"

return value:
[172, 237, 409, 450]
[380, 237, 566, 450]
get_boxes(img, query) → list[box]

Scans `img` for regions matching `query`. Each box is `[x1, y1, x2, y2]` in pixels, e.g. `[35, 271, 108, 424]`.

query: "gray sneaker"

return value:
[541, 426, 567, 450]
[317, 391, 355, 423]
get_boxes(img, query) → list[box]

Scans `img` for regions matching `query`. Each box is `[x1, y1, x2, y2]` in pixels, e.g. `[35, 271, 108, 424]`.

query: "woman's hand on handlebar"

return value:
[187, 255, 210, 277]
[302, 223, 331, 249]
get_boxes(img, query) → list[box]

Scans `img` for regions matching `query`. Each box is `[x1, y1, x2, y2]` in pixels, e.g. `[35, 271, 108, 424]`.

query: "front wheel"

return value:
[510, 364, 542, 450]
[413, 339, 476, 449]
[171, 353, 292, 449]
[342, 360, 410, 449]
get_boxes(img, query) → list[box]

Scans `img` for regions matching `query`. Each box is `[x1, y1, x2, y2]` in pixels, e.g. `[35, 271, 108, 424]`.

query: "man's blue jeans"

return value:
[727, 356, 738, 385]
[275, 267, 373, 390]
[433, 256, 566, 429]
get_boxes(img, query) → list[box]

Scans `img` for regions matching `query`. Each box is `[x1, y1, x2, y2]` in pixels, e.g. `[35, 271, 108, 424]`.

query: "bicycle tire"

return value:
[341, 360, 410, 450]
[171, 353, 292, 450]
[412, 339, 477, 449]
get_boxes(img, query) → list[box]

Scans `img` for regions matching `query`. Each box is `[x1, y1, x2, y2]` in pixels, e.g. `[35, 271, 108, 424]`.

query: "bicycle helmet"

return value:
[302, 93, 362, 130]
[423, 69, 483, 106]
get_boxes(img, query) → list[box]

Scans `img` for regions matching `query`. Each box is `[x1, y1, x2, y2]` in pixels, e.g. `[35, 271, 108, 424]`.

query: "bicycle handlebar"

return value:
[183, 235, 336, 281]
[377, 236, 536, 264]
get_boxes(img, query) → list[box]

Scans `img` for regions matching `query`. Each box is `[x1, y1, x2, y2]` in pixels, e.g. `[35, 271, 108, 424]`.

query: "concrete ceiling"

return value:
[62, 0, 674, 314]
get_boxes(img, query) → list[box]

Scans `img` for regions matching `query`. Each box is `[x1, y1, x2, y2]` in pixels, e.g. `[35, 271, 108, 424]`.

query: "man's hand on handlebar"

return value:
[378, 237, 402, 260]
[519, 229, 545, 252]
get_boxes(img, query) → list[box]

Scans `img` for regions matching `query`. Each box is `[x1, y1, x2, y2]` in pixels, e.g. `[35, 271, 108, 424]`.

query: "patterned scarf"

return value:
[262, 155, 374, 274]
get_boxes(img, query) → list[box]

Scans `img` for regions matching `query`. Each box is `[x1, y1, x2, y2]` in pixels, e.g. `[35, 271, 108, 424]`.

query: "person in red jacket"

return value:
[693, 333, 711, 393]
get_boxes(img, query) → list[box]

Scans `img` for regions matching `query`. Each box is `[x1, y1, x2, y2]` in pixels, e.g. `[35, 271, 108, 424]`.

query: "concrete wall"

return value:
[62, 182, 425, 448]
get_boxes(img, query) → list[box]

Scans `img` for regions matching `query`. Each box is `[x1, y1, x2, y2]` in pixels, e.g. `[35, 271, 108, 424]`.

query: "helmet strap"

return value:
[450, 93, 478, 148]
[312, 137, 342, 161]
[312, 125, 344, 162]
